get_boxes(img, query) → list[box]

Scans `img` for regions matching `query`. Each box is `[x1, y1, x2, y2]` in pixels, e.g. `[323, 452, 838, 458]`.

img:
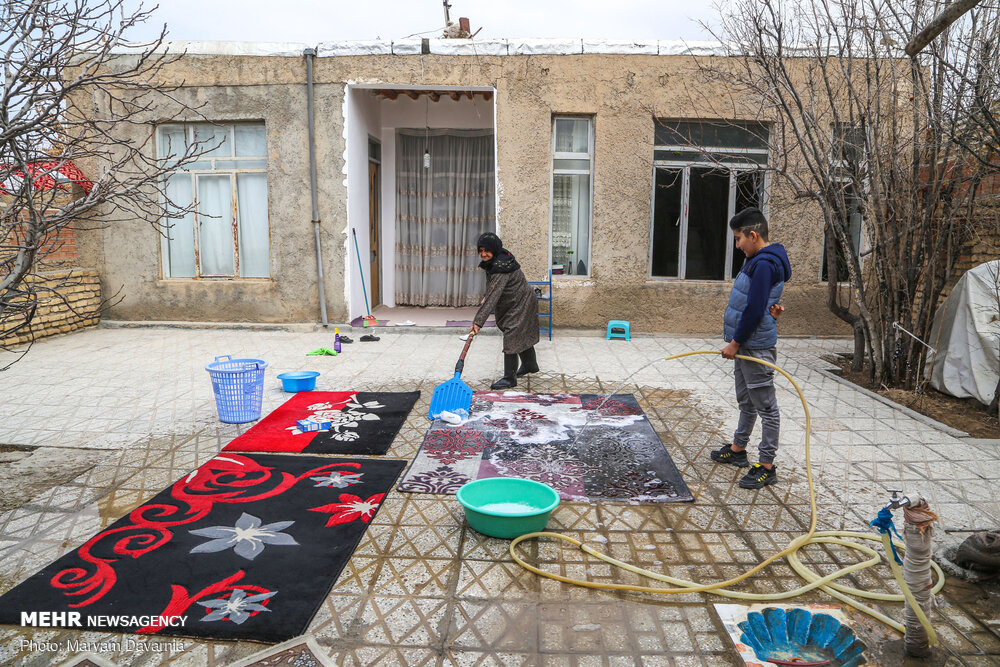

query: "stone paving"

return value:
[1, 326, 1000, 665]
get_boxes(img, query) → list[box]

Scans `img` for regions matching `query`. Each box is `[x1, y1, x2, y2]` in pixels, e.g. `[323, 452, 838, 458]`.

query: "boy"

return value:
[711, 207, 792, 489]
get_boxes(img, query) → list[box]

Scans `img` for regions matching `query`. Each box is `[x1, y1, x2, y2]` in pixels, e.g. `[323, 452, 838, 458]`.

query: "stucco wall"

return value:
[79, 49, 849, 335]
[78, 71, 348, 323]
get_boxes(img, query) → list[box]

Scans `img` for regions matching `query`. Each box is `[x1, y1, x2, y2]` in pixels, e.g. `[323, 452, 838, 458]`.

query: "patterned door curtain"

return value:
[395, 129, 495, 306]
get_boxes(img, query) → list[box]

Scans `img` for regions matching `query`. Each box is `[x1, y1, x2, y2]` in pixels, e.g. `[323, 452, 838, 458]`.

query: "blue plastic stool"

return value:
[606, 320, 631, 341]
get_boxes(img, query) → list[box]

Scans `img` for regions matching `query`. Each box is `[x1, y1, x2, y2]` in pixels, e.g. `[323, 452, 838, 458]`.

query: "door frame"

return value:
[368, 135, 382, 306]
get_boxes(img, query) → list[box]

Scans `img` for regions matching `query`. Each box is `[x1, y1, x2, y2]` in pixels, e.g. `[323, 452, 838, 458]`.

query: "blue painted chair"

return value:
[606, 320, 631, 341]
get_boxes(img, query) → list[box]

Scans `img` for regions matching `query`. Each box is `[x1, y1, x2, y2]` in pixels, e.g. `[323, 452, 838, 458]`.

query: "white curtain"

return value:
[193, 124, 231, 157]
[395, 129, 495, 306]
[234, 124, 266, 156]
[554, 118, 589, 153]
[237, 173, 269, 277]
[551, 174, 591, 275]
[197, 174, 235, 276]
[164, 174, 196, 277]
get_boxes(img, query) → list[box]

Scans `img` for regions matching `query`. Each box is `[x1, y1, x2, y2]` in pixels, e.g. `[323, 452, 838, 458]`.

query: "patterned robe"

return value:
[473, 268, 540, 354]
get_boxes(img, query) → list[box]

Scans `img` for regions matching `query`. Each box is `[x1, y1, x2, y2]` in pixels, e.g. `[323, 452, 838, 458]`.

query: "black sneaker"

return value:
[710, 444, 749, 467]
[738, 464, 778, 489]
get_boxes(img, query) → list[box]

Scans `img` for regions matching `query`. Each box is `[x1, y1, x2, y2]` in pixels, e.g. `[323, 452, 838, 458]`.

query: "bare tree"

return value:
[0, 0, 207, 369]
[905, 0, 985, 56]
[932, 3, 1000, 415]
[940, 2, 1000, 172]
[686, 0, 997, 386]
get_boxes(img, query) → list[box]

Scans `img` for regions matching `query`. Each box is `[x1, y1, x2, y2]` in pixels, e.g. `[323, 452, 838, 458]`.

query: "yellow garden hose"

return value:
[509, 350, 944, 640]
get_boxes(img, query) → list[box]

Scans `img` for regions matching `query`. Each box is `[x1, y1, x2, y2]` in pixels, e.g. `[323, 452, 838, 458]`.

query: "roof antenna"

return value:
[443, 0, 452, 27]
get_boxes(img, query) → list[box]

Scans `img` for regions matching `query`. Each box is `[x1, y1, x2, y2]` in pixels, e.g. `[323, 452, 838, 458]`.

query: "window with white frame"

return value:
[650, 120, 769, 281]
[822, 124, 865, 283]
[550, 116, 593, 277]
[158, 122, 270, 279]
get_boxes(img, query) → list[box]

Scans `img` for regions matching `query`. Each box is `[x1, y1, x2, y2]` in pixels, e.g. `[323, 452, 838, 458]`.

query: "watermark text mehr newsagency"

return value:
[20, 612, 188, 628]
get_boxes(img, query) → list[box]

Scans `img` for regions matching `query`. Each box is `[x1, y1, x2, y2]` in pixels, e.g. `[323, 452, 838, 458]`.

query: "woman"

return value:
[470, 232, 540, 389]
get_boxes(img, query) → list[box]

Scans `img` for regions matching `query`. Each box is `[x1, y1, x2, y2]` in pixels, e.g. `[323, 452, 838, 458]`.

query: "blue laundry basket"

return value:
[205, 354, 268, 423]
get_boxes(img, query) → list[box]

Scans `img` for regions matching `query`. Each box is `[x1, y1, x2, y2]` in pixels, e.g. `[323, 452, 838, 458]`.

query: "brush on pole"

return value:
[352, 228, 380, 341]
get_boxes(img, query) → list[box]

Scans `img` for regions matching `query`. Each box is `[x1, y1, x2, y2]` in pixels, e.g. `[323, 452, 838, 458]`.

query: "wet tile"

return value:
[1, 330, 998, 664]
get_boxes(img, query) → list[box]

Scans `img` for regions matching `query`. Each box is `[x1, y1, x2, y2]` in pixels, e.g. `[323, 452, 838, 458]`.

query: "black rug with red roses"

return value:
[0, 454, 405, 643]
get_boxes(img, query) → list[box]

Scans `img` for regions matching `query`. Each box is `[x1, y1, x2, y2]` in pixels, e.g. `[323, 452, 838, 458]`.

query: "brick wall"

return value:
[2, 185, 102, 344]
[35, 225, 79, 268]
[1, 269, 101, 345]
[942, 193, 1000, 301]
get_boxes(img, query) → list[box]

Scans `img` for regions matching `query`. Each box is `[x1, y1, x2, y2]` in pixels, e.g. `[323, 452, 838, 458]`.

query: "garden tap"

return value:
[884, 488, 911, 511]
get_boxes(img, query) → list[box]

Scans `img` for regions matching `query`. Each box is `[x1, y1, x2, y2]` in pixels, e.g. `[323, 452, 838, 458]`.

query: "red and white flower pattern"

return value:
[309, 493, 386, 527]
[287, 397, 386, 441]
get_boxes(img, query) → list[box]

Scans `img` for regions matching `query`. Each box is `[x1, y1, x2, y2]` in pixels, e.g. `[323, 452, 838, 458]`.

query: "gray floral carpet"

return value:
[398, 392, 693, 502]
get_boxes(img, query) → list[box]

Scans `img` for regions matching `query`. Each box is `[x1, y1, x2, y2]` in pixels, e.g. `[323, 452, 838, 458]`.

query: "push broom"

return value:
[428, 334, 475, 420]
[351, 228, 379, 341]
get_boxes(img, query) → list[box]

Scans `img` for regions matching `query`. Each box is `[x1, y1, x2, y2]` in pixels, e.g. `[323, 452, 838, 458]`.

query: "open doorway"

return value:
[395, 127, 495, 306]
[345, 85, 496, 325]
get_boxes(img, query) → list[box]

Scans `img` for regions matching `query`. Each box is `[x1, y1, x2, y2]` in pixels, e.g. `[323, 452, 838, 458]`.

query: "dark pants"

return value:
[732, 346, 780, 464]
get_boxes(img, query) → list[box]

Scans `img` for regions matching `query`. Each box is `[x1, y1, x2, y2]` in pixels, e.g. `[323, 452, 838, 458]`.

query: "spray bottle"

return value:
[334, 328, 342, 354]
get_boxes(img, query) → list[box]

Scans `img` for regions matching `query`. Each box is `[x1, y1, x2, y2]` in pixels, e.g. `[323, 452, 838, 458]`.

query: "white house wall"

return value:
[345, 86, 382, 321]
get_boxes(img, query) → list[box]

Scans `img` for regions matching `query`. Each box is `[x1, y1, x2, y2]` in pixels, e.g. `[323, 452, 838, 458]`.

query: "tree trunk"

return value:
[825, 227, 866, 370]
[852, 321, 865, 371]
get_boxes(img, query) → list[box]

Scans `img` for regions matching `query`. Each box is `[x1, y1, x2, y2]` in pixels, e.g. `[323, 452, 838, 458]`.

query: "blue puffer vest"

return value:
[723, 248, 787, 349]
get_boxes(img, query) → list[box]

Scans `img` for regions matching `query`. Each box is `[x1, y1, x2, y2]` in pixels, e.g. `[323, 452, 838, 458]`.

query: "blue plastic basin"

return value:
[276, 371, 320, 392]
[456, 478, 560, 539]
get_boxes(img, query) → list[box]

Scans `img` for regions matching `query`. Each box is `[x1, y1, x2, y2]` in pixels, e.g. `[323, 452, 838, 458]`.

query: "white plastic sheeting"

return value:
[927, 260, 1000, 405]
[109, 38, 871, 59]
[118, 41, 309, 56]
[317, 41, 392, 56]
[428, 39, 509, 56]
[581, 40, 658, 54]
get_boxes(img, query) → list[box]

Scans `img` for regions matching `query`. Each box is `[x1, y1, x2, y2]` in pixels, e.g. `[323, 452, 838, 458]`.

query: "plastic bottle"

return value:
[334, 327, 342, 354]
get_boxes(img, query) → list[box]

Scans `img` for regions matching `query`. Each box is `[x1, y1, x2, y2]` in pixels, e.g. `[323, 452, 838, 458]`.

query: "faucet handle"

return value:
[885, 488, 910, 509]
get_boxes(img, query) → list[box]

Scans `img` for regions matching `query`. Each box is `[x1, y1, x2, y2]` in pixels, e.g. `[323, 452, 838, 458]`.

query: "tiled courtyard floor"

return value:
[2, 326, 1000, 665]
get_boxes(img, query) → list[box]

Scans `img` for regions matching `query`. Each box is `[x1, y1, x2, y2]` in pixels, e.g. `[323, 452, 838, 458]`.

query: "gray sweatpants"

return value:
[732, 346, 780, 464]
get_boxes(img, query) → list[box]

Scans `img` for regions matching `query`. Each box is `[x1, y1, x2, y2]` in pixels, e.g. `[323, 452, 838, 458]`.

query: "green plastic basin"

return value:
[456, 478, 560, 539]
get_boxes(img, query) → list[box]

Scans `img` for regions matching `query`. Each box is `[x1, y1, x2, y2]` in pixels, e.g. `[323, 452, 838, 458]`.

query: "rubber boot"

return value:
[490, 353, 518, 390]
[516, 346, 539, 377]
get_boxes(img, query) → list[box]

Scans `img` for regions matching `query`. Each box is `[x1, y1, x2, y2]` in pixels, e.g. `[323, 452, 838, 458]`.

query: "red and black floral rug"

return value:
[397, 392, 693, 502]
[0, 453, 405, 643]
[223, 391, 419, 455]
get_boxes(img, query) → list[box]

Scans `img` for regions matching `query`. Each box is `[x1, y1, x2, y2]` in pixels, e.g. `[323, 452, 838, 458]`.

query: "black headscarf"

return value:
[477, 232, 520, 275]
